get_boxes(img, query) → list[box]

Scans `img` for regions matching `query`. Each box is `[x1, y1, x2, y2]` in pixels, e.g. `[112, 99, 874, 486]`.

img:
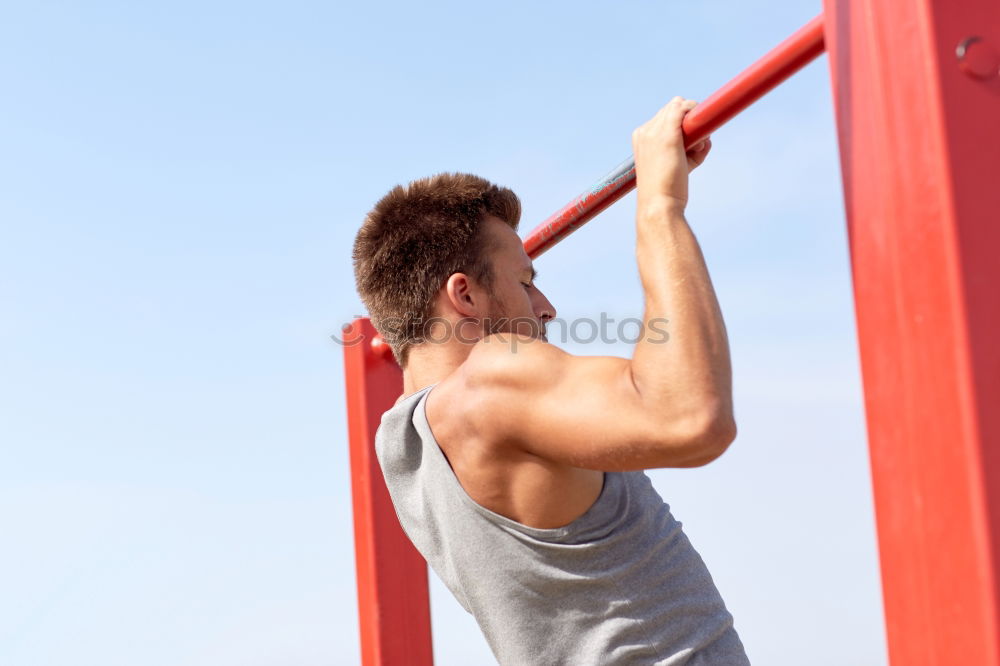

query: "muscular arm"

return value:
[461, 97, 732, 471]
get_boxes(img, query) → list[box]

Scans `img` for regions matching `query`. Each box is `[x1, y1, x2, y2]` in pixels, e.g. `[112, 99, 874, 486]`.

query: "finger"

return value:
[664, 97, 696, 112]
[660, 97, 688, 118]
[677, 100, 699, 125]
[691, 135, 712, 151]
[687, 141, 713, 168]
[661, 96, 685, 113]
[666, 99, 698, 125]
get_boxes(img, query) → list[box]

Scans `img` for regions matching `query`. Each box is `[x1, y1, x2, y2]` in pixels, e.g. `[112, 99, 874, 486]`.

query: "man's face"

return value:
[480, 217, 556, 341]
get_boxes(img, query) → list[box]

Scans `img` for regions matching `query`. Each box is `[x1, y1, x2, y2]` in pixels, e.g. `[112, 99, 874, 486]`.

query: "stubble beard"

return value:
[484, 295, 547, 342]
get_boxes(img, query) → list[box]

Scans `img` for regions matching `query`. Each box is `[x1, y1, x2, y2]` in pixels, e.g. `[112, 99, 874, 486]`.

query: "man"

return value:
[352, 97, 749, 665]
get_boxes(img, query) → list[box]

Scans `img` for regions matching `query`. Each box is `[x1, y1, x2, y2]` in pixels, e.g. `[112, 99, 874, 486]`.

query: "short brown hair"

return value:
[353, 172, 521, 366]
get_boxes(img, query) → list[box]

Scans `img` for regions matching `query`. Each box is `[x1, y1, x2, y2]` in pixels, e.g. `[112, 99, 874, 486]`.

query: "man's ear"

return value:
[444, 272, 481, 317]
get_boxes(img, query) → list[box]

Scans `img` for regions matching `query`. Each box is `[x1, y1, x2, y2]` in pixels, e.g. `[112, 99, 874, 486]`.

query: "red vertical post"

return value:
[343, 317, 434, 666]
[824, 1, 1000, 664]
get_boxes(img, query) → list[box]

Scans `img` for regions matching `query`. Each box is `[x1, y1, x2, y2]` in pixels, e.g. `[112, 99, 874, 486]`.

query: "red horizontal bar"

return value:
[522, 14, 826, 258]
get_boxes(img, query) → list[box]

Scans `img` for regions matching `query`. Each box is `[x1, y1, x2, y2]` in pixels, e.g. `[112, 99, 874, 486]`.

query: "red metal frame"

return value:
[345, 4, 1000, 663]
[343, 318, 433, 666]
[824, 0, 1000, 663]
[523, 15, 826, 259]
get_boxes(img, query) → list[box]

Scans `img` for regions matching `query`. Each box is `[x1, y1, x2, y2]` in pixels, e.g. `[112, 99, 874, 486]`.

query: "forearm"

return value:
[630, 197, 733, 429]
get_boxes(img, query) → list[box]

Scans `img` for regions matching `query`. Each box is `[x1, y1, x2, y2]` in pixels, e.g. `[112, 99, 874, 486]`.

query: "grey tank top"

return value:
[375, 385, 750, 666]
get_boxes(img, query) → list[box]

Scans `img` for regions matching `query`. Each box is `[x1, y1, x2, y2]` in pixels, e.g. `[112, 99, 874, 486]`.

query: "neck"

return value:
[401, 339, 475, 396]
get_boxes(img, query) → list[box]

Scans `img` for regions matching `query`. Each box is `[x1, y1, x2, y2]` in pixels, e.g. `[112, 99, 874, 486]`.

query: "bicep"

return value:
[465, 341, 722, 471]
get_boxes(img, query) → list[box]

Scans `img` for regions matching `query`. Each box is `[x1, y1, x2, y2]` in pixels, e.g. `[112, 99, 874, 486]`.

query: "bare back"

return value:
[426, 356, 605, 530]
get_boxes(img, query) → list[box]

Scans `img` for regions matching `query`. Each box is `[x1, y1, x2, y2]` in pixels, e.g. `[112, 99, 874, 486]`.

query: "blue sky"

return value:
[1, 1, 887, 664]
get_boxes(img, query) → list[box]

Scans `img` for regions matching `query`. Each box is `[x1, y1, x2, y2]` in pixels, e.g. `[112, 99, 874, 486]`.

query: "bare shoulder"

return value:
[438, 333, 636, 455]
[426, 334, 608, 529]
[428, 333, 565, 443]
[433, 331, 727, 471]
[461, 332, 570, 390]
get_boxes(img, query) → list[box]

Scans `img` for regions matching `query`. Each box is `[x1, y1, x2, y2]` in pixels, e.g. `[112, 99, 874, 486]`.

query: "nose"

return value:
[534, 288, 556, 322]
